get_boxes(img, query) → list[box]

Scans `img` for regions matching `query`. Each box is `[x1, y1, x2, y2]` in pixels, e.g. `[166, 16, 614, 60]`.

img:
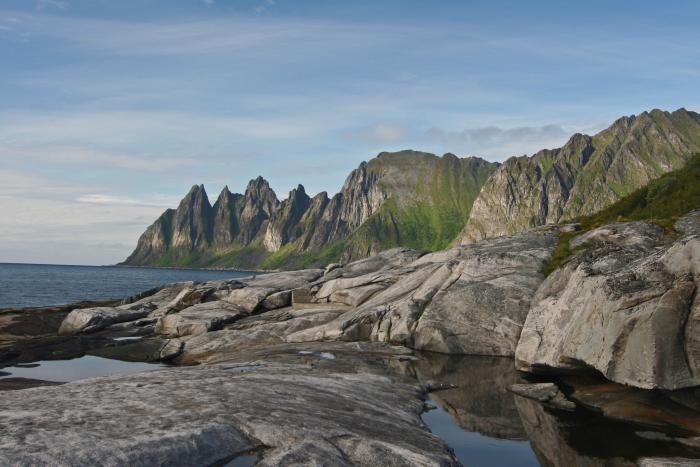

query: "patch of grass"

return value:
[543, 152, 700, 276]
[261, 241, 346, 270]
[542, 230, 577, 277]
[346, 197, 472, 255]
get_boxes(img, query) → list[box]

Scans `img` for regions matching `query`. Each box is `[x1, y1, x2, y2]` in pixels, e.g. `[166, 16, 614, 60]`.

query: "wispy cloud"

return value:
[76, 194, 177, 207]
[255, 0, 276, 15]
[421, 124, 572, 160]
[35, 0, 70, 11]
[0, 144, 200, 172]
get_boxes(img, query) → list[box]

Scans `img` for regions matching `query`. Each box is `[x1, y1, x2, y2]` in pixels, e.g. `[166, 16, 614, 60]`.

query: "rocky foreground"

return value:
[1, 210, 700, 465]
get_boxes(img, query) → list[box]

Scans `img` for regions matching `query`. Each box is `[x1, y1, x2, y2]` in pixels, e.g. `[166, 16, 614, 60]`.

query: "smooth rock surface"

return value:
[155, 301, 245, 337]
[58, 307, 150, 335]
[516, 217, 700, 390]
[0, 360, 457, 466]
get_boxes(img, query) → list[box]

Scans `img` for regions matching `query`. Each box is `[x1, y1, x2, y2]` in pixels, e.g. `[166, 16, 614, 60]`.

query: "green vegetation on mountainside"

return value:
[544, 152, 700, 276]
[343, 154, 497, 257]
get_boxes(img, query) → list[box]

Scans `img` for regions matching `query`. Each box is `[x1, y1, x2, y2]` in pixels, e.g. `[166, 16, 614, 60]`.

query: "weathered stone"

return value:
[516, 219, 700, 390]
[180, 305, 348, 364]
[154, 301, 245, 337]
[569, 221, 663, 250]
[289, 230, 557, 356]
[58, 307, 150, 335]
[675, 209, 700, 236]
[0, 362, 457, 466]
[224, 270, 324, 312]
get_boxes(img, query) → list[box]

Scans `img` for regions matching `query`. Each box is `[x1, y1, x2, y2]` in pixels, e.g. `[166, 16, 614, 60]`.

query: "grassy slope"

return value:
[241, 153, 498, 270]
[564, 109, 700, 218]
[342, 155, 497, 259]
[543, 152, 700, 276]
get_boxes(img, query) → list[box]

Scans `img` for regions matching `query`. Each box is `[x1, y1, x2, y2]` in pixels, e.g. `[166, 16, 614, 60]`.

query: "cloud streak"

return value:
[421, 124, 572, 161]
[76, 194, 177, 207]
[1, 144, 200, 172]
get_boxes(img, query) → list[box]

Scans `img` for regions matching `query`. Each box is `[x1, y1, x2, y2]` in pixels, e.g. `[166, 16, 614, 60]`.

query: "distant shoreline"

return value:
[112, 263, 275, 274]
[0, 262, 273, 274]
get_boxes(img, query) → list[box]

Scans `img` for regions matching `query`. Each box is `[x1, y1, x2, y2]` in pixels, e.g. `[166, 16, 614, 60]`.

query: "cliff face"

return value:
[458, 108, 700, 243]
[122, 150, 498, 269]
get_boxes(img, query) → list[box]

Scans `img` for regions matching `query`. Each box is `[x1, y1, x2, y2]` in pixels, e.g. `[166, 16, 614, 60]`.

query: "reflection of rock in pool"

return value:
[515, 395, 700, 466]
[407, 353, 529, 440]
[407, 353, 538, 466]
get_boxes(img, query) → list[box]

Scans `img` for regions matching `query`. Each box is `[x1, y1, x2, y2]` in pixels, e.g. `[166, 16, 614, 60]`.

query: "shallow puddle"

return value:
[0, 355, 166, 382]
[422, 398, 539, 467]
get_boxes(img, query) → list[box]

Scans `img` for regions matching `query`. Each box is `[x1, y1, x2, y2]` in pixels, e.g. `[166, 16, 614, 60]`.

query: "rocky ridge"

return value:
[123, 151, 498, 270]
[125, 108, 700, 271]
[459, 108, 700, 243]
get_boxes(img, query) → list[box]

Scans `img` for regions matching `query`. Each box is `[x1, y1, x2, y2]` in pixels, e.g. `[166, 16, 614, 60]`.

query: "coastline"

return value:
[112, 263, 276, 274]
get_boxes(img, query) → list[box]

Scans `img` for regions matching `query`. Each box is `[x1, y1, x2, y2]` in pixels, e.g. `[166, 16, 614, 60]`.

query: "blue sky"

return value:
[1, 0, 698, 264]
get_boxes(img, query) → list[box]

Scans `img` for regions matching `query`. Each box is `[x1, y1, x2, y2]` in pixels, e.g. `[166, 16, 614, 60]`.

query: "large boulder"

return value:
[58, 307, 150, 335]
[516, 218, 700, 390]
[288, 230, 557, 356]
[223, 269, 324, 312]
[154, 301, 246, 337]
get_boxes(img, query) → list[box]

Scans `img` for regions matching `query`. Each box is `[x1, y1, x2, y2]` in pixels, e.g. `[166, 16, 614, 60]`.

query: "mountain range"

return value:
[122, 108, 700, 270]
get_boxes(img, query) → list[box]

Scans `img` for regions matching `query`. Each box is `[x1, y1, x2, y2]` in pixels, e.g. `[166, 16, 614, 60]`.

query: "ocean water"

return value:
[0, 263, 253, 308]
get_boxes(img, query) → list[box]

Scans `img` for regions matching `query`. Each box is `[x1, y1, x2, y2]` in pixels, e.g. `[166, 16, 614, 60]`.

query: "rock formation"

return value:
[122, 150, 498, 269]
[459, 108, 700, 243]
[515, 213, 700, 390]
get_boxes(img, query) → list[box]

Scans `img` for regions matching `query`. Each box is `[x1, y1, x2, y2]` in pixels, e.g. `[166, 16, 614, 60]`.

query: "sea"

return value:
[0, 263, 253, 309]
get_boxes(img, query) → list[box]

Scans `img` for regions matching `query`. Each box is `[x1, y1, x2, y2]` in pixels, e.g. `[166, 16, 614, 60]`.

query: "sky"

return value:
[1, 0, 699, 265]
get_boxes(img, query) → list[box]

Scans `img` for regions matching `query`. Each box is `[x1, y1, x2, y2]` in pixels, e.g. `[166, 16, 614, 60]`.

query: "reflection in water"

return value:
[406, 353, 700, 467]
[423, 398, 539, 467]
[516, 396, 700, 467]
[410, 352, 528, 439]
[0, 355, 165, 382]
[406, 353, 539, 466]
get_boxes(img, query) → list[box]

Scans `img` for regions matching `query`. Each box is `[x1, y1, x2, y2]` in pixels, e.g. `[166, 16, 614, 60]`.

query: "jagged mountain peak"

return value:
[245, 176, 271, 193]
[290, 184, 306, 195]
[179, 184, 211, 208]
[459, 107, 700, 243]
